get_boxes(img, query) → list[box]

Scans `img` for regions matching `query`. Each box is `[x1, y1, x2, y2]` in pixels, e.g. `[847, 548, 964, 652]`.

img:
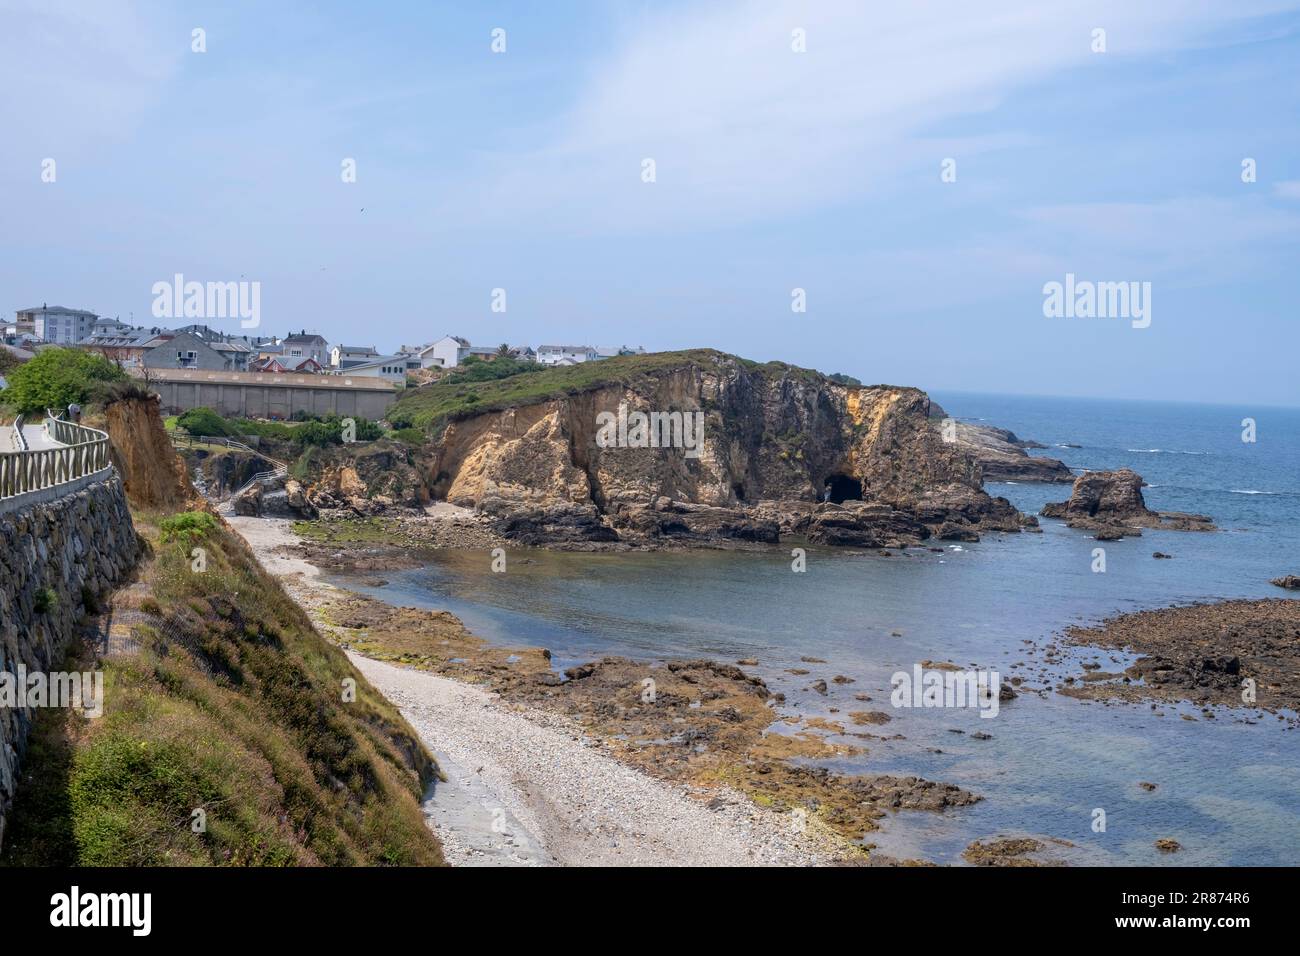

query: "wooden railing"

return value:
[0, 412, 112, 502]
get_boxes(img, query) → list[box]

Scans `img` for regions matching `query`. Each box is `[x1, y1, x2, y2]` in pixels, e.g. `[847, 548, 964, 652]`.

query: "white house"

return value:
[331, 344, 380, 369]
[414, 335, 471, 369]
[334, 355, 414, 385]
[537, 344, 598, 366]
[17, 305, 99, 344]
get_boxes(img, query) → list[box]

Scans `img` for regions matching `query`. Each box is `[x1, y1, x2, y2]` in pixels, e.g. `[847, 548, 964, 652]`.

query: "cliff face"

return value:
[407, 352, 1026, 547]
[102, 396, 191, 509]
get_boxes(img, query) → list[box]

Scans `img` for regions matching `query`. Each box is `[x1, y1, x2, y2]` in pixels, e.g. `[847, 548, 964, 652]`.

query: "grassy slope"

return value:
[1, 507, 444, 867]
[389, 348, 828, 432]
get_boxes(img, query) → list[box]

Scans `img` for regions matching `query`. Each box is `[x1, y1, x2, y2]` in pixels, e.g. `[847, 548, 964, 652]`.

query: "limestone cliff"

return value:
[382, 350, 1029, 547]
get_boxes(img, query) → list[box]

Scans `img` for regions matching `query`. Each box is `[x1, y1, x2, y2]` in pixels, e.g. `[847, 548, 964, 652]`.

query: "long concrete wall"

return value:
[147, 374, 396, 420]
[0, 475, 139, 851]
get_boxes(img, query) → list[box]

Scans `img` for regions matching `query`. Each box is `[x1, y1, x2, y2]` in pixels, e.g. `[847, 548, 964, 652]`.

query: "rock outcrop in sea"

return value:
[1040, 468, 1214, 539]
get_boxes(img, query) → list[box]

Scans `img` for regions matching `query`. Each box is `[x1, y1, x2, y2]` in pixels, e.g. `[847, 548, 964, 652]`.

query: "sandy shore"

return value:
[226, 514, 836, 866]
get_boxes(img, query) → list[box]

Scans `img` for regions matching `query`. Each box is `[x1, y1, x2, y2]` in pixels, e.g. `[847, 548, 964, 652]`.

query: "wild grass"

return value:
[1, 506, 443, 867]
[388, 348, 827, 432]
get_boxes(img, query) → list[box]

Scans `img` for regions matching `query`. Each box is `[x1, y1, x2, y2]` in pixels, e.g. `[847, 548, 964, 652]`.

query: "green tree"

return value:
[176, 406, 231, 437]
[0, 347, 126, 414]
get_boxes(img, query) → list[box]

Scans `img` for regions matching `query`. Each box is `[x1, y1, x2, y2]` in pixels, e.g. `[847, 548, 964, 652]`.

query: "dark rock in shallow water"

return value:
[1271, 575, 1300, 590]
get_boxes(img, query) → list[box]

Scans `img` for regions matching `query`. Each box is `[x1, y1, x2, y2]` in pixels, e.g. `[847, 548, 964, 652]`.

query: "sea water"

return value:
[342, 393, 1300, 865]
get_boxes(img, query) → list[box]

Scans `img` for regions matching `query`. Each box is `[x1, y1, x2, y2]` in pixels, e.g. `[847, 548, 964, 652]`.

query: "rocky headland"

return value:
[937, 415, 1075, 484]
[245, 350, 1057, 551]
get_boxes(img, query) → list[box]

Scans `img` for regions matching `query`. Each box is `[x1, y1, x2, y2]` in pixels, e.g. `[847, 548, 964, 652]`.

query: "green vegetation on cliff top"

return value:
[389, 348, 830, 432]
[1, 506, 444, 867]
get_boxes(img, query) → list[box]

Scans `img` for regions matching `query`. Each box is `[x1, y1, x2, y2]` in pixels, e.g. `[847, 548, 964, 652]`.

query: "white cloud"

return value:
[469, 0, 1300, 234]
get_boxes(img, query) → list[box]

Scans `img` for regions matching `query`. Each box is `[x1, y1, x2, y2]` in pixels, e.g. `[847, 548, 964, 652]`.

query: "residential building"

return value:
[594, 344, 647, 359]
[81, 326, 171, 368]
[251, 355, 326, 374]
[17, 304, 98, 344]
[281, 331, 330, 366]
[210, 339, 253, 371]
[334, 355, 414, 385]
[537, 344, 599, 366]
[142, 331, 231, 371]
[331, 344, 381, 369]
[415, 335, 471, 369]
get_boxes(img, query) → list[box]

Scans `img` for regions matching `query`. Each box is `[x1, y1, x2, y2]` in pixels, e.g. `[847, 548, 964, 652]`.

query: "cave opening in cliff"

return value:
[824, 474, 862, 504]
[732, 482, 746, 502]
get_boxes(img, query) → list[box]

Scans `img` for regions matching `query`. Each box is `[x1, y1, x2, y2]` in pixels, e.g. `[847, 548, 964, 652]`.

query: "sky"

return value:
[2, 0, 1298, 405]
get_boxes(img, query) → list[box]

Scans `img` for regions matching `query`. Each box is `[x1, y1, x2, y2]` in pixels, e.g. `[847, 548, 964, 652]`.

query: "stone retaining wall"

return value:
[0, 474, 139, 851]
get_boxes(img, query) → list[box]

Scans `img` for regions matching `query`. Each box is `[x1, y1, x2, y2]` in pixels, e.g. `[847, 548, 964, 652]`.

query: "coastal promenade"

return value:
[0, 412, 113, 513]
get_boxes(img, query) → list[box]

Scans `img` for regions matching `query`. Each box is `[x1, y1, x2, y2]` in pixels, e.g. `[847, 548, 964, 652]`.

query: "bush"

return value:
[159, 511, 219, 543]
[228, 418, 295, 441]
[389, 427, 426, 445]
[0, 348, 127, 415]
[294, 414, 383, 448]
[33, 588, 58, 614]
[176, 407, 231, 438]
[828, 373, 862, 387]
[444, 356, 540, 385]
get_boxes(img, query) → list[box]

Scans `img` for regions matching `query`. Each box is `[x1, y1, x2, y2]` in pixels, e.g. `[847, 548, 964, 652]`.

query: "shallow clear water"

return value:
[341, 393, 1300, 865]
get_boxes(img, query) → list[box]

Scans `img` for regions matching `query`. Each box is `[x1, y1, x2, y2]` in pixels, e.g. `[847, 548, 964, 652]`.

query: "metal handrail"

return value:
[167, 430, 287, 499]
[231, 467, 288, 499]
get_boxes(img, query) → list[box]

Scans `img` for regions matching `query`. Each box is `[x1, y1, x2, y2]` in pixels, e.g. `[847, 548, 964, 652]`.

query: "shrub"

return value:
[444, 355, 539, 385]
[227, 418, 295, 441]
[176, 407, 231, 438]
[160, 511, 219, 543]
[294, 414, 383, 448]
[0, 348, 127, 415]
[389, 427, 426, 445]
[33, 588, 58, 614]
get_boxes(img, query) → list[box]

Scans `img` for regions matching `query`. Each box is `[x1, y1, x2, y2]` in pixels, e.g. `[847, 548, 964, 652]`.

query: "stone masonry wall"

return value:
[0, 474, 140, 851]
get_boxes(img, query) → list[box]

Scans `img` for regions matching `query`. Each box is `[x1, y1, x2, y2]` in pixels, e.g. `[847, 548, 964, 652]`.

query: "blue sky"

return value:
[3, 0, 1298, 405]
